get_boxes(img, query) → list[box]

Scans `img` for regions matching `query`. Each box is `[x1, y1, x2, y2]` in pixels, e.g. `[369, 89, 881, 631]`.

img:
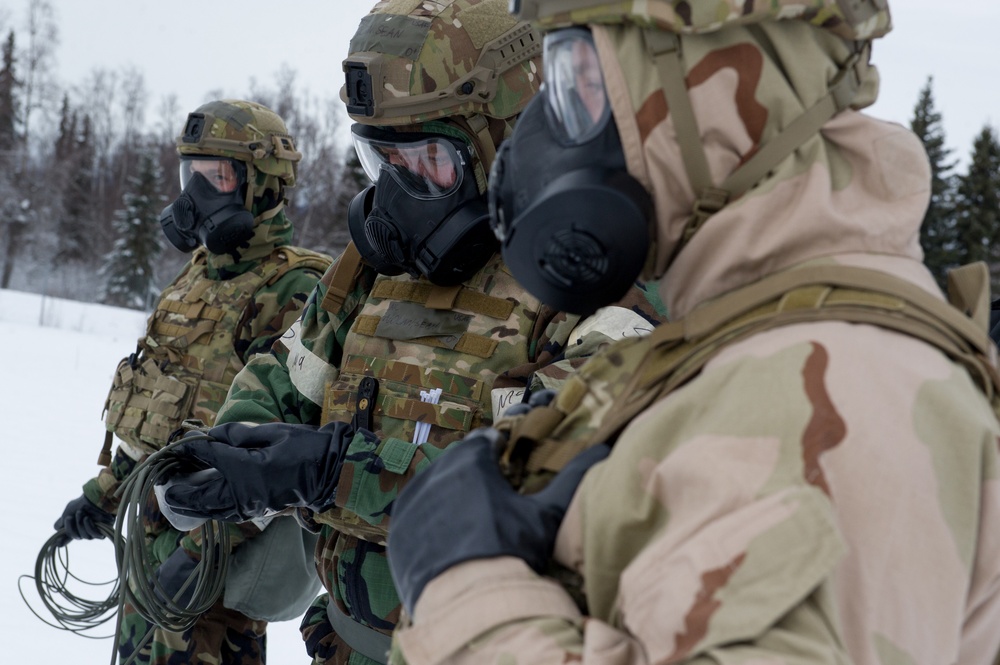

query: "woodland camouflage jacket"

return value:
[213, 248, 666, 662]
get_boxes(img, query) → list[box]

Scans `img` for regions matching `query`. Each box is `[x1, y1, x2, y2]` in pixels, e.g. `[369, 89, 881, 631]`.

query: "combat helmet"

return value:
[341, 0, 543, 176]
[176, 99, 302, 214]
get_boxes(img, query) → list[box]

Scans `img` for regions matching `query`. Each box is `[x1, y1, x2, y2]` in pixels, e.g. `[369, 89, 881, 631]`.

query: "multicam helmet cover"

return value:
[176, 99, 302, 188]
[511, 0, 891, 40]
[342, 0, 543, 126]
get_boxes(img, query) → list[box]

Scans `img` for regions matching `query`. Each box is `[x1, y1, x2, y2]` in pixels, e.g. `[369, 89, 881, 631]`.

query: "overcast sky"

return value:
[5, 0, 999, 167]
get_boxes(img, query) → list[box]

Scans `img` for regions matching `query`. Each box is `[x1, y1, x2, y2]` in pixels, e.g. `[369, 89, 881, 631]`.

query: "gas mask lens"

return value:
[179, 157, 246, 193]
[351, 124, 467, 200]
[544, 28, 610, 145]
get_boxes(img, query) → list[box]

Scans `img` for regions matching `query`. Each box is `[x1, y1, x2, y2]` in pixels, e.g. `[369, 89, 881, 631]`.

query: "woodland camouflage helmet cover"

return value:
[176, 99, 302, 188]
[342, 0, 543, 126]
[510, 0, 891, 40]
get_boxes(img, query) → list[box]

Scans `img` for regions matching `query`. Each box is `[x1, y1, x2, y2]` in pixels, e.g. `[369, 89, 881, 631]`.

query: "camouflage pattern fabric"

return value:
[215, 249, 666, 665]
[79, 212, 329, 665]
[118, 599, 267, 665]
[345, 0, 541, 126]
[519, 0, 892, 40]
[386, 8, 1000, 665]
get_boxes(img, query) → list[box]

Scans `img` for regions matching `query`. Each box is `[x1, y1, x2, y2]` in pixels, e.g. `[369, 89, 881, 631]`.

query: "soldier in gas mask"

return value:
[376, 1, 1000, 664]
[149, 1, 667, 664]
[51, 99, 331, 665]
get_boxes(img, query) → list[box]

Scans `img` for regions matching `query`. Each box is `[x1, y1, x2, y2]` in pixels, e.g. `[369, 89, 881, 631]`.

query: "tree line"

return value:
[1, 2, 998, 310]
[912, 78, 1000, 292]
[0, 0, 364, 309]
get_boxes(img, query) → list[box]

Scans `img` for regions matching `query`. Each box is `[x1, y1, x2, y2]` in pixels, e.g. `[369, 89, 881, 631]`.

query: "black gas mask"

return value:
[347, 124, 498, 286]
[159, 157, 255, 255]
[488, 28, 653, 316]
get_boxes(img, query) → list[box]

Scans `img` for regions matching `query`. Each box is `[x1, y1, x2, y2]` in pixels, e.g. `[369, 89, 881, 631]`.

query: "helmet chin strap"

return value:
[451, 113, 498, 194]
[642, 28, 870, 258]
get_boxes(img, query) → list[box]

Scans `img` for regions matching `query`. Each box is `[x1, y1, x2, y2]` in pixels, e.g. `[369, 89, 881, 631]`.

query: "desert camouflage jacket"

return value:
[387, 14, 1000, 665]
[213, 247, 666, 662]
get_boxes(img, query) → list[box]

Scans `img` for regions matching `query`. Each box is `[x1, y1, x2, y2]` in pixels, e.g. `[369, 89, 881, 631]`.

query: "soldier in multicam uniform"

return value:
[150, 1, 666, 664]
[378, 1, 1000, 664]
[51, 99, 331, 665]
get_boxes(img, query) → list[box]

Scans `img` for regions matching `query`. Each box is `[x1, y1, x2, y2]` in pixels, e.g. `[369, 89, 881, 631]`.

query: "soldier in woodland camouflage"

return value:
[51, 99, 331, 665]
[380, 1, 1000, 664]
[151, 1, 666, 664]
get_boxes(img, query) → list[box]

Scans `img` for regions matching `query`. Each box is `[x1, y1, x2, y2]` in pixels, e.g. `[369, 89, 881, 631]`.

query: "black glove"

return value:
[503, 388, 557, 417]
[154, 547, 200, 608]
[158, 421, 356, 523]
[53, 494, 114, 546]
[387, 427, 609, 614]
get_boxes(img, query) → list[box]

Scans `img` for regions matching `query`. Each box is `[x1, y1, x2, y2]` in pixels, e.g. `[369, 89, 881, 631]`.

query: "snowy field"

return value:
[0, 289, 308, 663]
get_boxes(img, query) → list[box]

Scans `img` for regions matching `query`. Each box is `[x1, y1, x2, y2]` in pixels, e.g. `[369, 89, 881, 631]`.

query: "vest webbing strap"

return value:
[518, 264, 1000, 475]
[151, 318, 218, 346]
[353, 315, 498, 359]
[158, 298, 226, 322]
[321, 242, 364, 314]
[325, 600, 390, 664]
[97, 430, 113, 466]
[424, 284, 462, 310]
[369, 281, 516, 320]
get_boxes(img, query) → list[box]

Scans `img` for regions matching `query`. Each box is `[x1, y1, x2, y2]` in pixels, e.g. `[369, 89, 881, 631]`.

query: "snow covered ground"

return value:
[1, 289, 308, 663]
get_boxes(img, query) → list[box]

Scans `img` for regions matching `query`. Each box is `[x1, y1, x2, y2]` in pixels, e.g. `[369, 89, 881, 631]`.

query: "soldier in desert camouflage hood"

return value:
[379, 2, 1000, 664]
[52, 99, 331, 665]
[150, 2, 667, 665]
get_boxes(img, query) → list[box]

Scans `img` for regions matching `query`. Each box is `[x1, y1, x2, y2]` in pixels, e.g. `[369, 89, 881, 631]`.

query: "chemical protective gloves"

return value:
[53, 494, 115, 546]
[157, 421, 354, 524]
[386, 426, 610, 615]
[153, 547, 200, 608]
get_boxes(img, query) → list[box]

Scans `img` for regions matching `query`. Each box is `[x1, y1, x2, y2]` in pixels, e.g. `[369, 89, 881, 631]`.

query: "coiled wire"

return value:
[110, 435, 230, 664]
[18, 521, 120, 638]
[21, 434, 232, 665]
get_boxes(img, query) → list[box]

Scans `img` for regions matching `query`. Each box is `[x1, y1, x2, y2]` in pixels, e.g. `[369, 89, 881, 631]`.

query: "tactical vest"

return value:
[100, 245, 331, 464]
[496, 262, 1000, 489]
[314, 247, 543, 541]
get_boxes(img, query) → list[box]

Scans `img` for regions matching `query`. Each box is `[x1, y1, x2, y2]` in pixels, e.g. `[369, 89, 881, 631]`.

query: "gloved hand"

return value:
[157, 421, 356, 523]
[387, 427, 610, 614]
[502, 388, 557, 417]
[53, 494, 115, 546]
[154, 547, 200, 608]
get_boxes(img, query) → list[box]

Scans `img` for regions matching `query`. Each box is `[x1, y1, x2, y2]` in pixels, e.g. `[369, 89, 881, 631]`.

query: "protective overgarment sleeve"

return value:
[216, 252, 376, 427]
[392, 324, 1000, 665]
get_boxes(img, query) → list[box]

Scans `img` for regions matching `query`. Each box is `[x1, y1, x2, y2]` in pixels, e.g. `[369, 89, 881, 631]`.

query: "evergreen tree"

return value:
[953, 125, 1000, 289]
[0, 30, 17, 150]
[53, 97, 94, 261]
[101, 146, 164, 309]
[909, 77, 957, 287]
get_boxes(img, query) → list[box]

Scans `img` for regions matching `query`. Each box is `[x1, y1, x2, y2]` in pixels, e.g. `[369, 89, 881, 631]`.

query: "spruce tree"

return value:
[101, 146, 164, 309]
[909, 77, 957, 287]
[0, 31, 17, 150]
[953, 125, 1000, 289]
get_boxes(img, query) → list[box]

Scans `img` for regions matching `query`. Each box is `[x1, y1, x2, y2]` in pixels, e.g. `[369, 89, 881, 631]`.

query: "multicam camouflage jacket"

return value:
[213, 246, 666, 664]
[81, 214, 330, 514]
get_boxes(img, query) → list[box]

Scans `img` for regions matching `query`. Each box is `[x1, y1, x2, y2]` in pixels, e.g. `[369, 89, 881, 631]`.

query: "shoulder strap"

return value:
[501, 263, 1000, 478]
[321, 242, 365, 313]
[263, 245, 333, 287]
[595, 263, 1000, 447]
